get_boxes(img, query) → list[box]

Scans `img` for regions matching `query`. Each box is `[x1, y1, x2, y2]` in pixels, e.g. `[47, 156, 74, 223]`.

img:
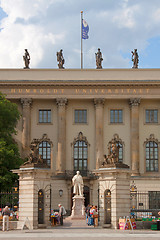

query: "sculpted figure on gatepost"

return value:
[23, 49, 30, 69]
[102, 141, 119, 166]
[57, 49, 65, 69]
[131, 49, 139, 69]
[72, 171, 84, 196]
[95, 48, 103, 69]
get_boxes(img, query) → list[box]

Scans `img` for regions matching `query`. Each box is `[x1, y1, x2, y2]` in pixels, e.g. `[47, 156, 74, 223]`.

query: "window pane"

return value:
[39, 110, 51, 123]
[146, 141, 158, 172]
[79, 148, 82, 158]
[73, 140, 88, 172]
[74, 110, 87, 123]
[74, 148, 78, 158]
[146, 110, 158, 123]
[110, 109, 123, 123]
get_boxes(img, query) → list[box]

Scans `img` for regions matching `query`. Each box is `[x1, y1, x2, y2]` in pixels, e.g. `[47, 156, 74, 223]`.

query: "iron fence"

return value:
[130, 191, 160, 218]
[0, 187, 19, 211]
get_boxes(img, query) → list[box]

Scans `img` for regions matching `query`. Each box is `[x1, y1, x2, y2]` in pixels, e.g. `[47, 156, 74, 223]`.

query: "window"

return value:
[110, 109, 123, 123]
[74, 109, 87, 123]
[146, 109, 158, 123]
[73, 132, 88, 174]
[39, 110, 51, 123]
[39, 141, 51, 166]
[146, 141, 158, 172]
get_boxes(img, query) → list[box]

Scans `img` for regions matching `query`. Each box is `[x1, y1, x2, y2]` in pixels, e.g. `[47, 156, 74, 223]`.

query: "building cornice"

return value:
[1, 68, 160, 81]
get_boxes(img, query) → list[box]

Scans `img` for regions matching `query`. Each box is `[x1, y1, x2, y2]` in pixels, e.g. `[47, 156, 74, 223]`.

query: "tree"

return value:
[0, 92, 23, 191]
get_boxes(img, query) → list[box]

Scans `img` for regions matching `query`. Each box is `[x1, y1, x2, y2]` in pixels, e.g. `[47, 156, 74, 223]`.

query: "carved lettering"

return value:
[61, 89, 64, 93]
[95, 89, 98, 93]
[127, 89, 130, 93]
[53, 89, 57, 93]
[83, 89, 86, 93]
[11, 89, 16, 93]
[101, 89, 105, 94]
[76, 89, 80, 93]
[26, 89, 30, 93]
[108, 89, 112, 93]
[40, 89, 44, 93]
[33, 89, 37, 93]
[133, 89, 136, 93]
[18, 89, 22, 93]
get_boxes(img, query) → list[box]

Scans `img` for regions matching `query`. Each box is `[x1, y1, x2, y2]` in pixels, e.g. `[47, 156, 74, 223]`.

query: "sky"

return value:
[0, 0, 160, 69]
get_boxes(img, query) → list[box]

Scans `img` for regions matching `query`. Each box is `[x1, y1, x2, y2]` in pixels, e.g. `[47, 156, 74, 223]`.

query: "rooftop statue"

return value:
[95, 48, 103, 69]
[57, 49, 65, 69]
[72, 171, 84, 196]
[131, 49, 139, 69]
[23, 49, 30, 69]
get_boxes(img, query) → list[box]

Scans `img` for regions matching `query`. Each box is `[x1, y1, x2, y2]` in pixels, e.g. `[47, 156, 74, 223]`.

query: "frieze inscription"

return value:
[7, 88, 150, 95]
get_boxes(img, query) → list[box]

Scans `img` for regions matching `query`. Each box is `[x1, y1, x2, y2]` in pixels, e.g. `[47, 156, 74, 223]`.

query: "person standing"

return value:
[2, 206, 10, 231]
[58, 204, 66, 225]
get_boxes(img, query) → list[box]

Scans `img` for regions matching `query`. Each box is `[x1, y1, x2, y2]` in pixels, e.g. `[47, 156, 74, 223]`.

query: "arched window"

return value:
[145, 134, 158, 172]
[39, 141, 51, 166]
[72, 132, 89, 175]
[38, 134, 52, 167]
[108, 134, 124, 163]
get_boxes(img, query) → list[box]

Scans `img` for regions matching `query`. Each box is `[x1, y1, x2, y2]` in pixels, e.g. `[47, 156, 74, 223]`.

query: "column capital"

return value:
[56, 98, 68, 107]
[129, 98, 141, 107]
[94, 98, 105, 106]
[20, 98, 32, 107]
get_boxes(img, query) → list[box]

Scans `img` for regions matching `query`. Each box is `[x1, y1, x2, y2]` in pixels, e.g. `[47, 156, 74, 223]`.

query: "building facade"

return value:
[1, 68, 160, 227]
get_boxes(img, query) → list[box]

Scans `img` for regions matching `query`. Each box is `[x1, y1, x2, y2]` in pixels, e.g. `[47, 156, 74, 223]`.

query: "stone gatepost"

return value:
[13, 168, 51, 229]
[95, 165, 131, 229]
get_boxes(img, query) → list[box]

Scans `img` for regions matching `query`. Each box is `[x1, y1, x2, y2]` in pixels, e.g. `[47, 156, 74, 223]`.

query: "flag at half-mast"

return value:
[82, 19, 89, 39]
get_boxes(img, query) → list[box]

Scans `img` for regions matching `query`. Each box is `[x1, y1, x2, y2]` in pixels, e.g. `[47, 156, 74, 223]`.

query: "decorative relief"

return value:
[108, 134, 124, 150]
[144, 134, 159, 146]
[56, 98, 68, 106]
[129, 98, 141, 107]
[20, 98, 32, 107]
[72, 132, 89, 146]
[94, 98, 105, 106]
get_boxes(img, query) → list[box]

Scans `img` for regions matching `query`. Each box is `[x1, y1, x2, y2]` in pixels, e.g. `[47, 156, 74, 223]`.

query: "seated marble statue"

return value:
[72, 171, 84, 196]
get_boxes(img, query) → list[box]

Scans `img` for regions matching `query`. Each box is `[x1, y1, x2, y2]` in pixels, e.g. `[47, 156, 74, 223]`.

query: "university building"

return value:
[0, 68, 160, 228]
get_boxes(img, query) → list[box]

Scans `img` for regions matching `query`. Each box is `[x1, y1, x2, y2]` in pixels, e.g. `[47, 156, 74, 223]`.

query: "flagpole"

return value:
[81, 11, 83, 69]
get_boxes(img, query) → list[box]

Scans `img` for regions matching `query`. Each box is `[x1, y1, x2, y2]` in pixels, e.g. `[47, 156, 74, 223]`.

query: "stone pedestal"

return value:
[13, 168, 51, 229]
[95, 164, 131, 229]
[71, 195, 85, 219]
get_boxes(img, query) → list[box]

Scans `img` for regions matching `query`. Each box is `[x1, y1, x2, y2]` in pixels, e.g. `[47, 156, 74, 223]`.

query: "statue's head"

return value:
[98, 48, 100, 51]
[76, 171, 80, 175]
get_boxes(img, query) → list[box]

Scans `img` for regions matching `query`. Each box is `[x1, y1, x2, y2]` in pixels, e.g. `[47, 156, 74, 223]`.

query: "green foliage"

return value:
[0, 92, 23, 191]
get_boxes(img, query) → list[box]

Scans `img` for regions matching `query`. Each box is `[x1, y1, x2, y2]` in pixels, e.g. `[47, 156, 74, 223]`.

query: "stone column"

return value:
[56, 98, 67, 173]
[20, 98, 32, 158]
[129, 98, 141, 176]
[94, 98, 105, 169]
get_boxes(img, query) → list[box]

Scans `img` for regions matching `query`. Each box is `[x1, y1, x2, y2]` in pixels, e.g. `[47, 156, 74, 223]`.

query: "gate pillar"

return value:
[13, 168, 51, 229]
[95, 166, 131, 229]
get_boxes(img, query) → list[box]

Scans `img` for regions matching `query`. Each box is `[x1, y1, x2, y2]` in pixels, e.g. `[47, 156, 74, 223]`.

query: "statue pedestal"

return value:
[71, 195, 85, 219]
